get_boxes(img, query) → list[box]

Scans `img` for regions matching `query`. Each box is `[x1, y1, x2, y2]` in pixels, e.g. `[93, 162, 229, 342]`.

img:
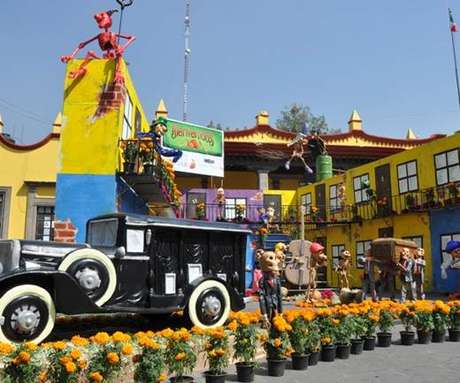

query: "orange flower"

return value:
[71, 335, 89, 347]
[227, 320, 238, 332]
[18, 351, 31, 364]
[273, 338, 282, 348]
[159, 373, 168, 382]
[122, 344, 133, 355]
[106, 352, 120, 365]
[112, 331, 131, 343]
[93, 332, 111, 345]
[159, 328, 174, 339]
[65, 361, 77, 374]
[90, 372, 104, 382]
[70, 349, 82, 360]
[0, 342, 14, 355]
[79, 359, 88, 369]
[60, 356, 72, 365]
[175, 352, 186, 361]
[53, 341, 67, 351]
[38, 371, 48, 383]
[25, 342, 38, 351]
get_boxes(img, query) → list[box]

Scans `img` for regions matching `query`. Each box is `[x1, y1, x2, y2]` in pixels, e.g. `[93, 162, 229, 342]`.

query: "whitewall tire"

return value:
[0, 284, 55, 344]
[59, 248, 117, 306]
[187, 279, 231, 328]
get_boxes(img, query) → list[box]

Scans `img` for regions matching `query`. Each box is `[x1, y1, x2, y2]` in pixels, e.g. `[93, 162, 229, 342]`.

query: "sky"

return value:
[1, 0, 460, 144]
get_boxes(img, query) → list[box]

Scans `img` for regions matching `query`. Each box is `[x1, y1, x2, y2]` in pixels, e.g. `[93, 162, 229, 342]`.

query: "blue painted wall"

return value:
[56, 174, 117, 242]
[430, 206, 460, 292]
[116, 176, 148, 216]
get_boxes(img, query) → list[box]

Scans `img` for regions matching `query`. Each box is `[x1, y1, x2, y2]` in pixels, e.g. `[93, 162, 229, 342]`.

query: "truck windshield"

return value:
[87, 219, 118, 247]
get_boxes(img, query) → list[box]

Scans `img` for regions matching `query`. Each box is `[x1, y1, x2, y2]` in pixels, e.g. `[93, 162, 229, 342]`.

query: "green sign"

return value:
[163, 119, 223, 157]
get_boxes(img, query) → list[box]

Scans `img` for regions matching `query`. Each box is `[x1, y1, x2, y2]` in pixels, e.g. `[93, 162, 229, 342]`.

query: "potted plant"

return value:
[194, 201, 206, 220]
[134, 334, 168, 383]
[414, 302, 434, 344]
[349, 314, 366, 354]
[376, 304, 395, 347]
[448, 301, 460, 342]
[285, 310, 309, 370]
[304, 319, 321, 366]
[316, 313, 336, 362]
[362, 310, 379, 350]
[139, 140, 155, 175]
[203, 327, 230, 383]
[229, 312, 261, 382]
[122, 141, 138, 174]
[399, 304, 416, 345]
[264, 315, 292, 377]
[432, 301, 450, 343]
[333, 314, 352, 359]
[163, 328, 197, 383]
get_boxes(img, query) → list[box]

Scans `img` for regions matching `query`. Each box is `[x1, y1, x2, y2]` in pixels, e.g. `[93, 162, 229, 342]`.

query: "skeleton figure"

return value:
[285, 134, 313, 173]
[60, 9, 136, 83]
[397, 247, 416, 302]
[274, 242, 288, 269]
[309, 242, 328, 290]
[256, 250, 283, 328]
[335, 250, 352, 289]
[414, 247, 426, 299]
[215, 188, 226, 221]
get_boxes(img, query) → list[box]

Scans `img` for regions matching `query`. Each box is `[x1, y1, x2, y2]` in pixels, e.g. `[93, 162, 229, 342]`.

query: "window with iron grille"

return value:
[356, 240, 372, 269]
[35, 206, 55, 241]
[435, 149, 460, 186]
[353, 174, 370, 203]
[329, 184, 340, 212]
[225, 198, 247, 220]
[397, 160, 418, 193]
[301, 193, 312, 214]
[331, 244, 345, 268]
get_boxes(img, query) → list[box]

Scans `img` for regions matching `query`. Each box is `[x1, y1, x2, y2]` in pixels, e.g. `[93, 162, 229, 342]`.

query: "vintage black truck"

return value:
[0, 213, 251, 343]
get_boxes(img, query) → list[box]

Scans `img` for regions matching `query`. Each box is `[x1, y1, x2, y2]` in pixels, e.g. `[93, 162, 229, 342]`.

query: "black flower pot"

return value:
[170, 376, 195, 383]
[363, 336, 376, 350]
[124, 161, 136, 174]
[351, 339, 364, 354]
[308, 351, 320, 366]
[320, 344, 336, 362]
[432, 330, 446, 343]
[143, 163, 154, 175]
[267, 359, 286, 377]
[335, 343, 351, 359]
[449, 328, 460, 342]
[377, 332, 392, 347]
[204, 371, 227, 383]
[417, 330, 432, 344]
[291, 353, 309, 370]
[235, 362, 254, 382]
[400, 331, 415, 345]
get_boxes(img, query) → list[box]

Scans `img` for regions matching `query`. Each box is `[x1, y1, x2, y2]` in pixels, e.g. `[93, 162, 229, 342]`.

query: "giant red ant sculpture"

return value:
[60, 9, 136, 83]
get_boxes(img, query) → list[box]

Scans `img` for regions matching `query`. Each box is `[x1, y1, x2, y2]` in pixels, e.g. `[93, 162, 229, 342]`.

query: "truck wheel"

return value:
[0, 285, 55, 344]
[187, 280, 231, 328]
[59, 248, 116, 306]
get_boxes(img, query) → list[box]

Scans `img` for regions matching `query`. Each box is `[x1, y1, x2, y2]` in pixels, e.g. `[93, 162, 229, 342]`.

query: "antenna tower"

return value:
[183, 0, 191, 121]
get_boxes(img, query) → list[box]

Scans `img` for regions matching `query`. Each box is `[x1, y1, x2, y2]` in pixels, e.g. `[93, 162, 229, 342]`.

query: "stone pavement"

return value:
[192, 324, 460, 383]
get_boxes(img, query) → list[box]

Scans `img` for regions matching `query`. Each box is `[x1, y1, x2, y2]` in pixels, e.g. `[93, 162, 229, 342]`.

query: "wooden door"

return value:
[375, 164, 392, 216]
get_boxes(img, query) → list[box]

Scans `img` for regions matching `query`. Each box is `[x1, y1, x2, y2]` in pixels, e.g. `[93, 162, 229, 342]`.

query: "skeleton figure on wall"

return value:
[257, 250, 283, 328]
[335, 249, 352, 289]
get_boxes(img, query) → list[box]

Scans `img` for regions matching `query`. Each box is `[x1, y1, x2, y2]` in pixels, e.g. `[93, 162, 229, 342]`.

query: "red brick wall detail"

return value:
[54, 219, 78, 243]
[93, 82, 126, 119]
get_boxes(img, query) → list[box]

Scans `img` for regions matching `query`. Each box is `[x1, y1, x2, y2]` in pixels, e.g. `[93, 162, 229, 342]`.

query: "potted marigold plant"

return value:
[399, 303, 416, 345]
[122, 141, 138, 174]
[229, 312, 261, 382]
[304, 319, 321, 366]
[134, 334, 168, 383]
[376, 305, 395, 347]
[264, 315, 292, 377]
[163, 328, 197, 383]
[285, 310, 309, 370]
[202, 327, 230, 383]
[414, 302, 434, 344]
[333, 314, 353, 359]
[48, 340, 88, 383]
[316, 312, 337, 362]
[432, 301, 450, 343]
[362, 310, 379, 350]
[448, 301, 460, 341]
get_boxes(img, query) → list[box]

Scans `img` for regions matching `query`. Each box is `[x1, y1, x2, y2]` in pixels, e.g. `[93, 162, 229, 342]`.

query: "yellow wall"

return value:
[176, 176, 203, 190]
[223, 171, 258, 189]
[0, 136, 59, 239]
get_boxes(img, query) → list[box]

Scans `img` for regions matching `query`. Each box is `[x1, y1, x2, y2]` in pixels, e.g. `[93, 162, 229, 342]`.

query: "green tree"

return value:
[276, 103, 339, 134]
[207, 120, 225, 130]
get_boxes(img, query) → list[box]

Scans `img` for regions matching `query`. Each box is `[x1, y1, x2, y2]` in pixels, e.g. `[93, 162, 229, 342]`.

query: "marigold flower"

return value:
[18, 351, 31, 364]
[227, 320, 238, 332]
[159, 328, 174, 339]
[122, 344, 133, 355]
[106, 352, 120, 364]
[71, 335, 89, 347]
[79, 359, 88, 369]
[65, 361, 77, 374]
[90, 371, 104, 382]
[273, 338, 282, 348]
[112, 331, 131, 343]
[53, 341, 67, 351]
[159, 373, 168, 382]
[0, 342, 14, 355]
[175, 352, 186, 361]
[25, 342, 38, 351]
[94, 332, 111, 345]
[60, 356, 72, 365]
[38, 371, 48, 383]
[70, 349, 82, 360]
